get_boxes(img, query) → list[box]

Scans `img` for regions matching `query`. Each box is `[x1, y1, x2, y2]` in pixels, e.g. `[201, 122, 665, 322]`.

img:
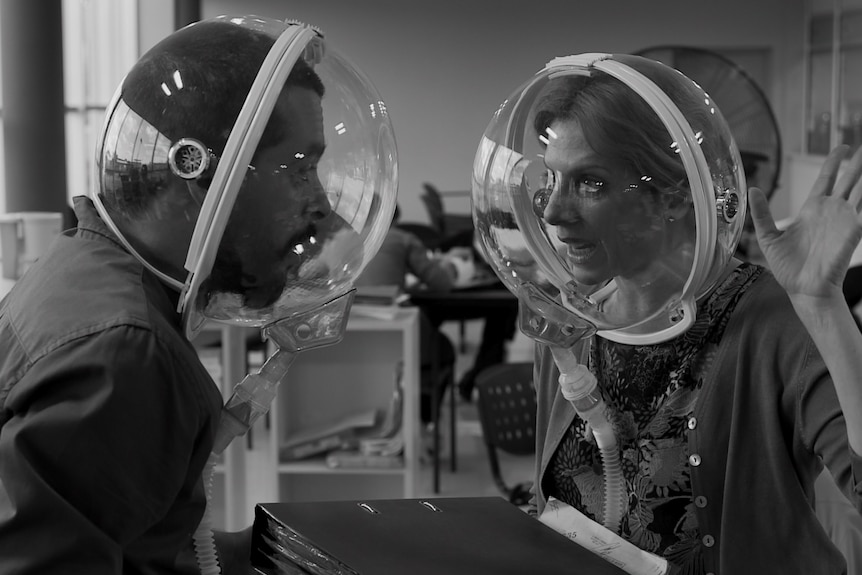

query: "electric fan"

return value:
[636, 45, 782, 200]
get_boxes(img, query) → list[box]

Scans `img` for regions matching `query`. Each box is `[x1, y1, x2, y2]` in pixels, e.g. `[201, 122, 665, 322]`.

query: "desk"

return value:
[409, 287, 519, 494]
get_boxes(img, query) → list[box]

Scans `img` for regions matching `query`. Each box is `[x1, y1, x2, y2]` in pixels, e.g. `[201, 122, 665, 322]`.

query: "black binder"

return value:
[252, 496, 627, 575]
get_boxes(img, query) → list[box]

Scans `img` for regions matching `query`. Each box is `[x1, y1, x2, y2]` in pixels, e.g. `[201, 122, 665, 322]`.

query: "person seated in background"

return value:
[357, 205, 473, 293]
[355, 205, 473, 428]
[435, 228, 520, 403]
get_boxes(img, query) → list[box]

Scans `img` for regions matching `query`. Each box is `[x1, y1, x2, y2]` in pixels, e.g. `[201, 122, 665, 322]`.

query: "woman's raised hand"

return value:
[749, 144, 862, 306]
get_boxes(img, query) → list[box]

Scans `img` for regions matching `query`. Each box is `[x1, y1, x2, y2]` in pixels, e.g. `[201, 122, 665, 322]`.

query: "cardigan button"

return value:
[687, 417, 697, 430]
[694, 496, 708, 508]
[702, 534, 715, 547]
[689, 454, 702, 466]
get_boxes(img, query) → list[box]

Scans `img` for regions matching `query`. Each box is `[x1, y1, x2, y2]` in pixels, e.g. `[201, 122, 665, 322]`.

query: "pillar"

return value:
[1, 0, 67, 214]
[174, 0, 201, 29]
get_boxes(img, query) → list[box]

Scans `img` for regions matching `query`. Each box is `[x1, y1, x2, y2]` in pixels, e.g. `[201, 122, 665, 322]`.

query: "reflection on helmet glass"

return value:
[94, 16, 397, 334]
[472, 54, 745, 343]
[204, 78, 337, 311]
[540, 118, 682, 290]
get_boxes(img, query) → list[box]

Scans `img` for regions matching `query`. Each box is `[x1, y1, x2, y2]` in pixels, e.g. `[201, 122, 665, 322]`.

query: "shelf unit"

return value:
[270, 308, 421, 505]
[199, 306, 421, 531]
[804, 0, 862, 154]
[787, 1, 862, 219]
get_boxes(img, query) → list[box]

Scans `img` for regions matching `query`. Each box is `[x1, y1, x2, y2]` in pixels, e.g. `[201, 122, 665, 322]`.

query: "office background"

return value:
[0, 0, 844, 226]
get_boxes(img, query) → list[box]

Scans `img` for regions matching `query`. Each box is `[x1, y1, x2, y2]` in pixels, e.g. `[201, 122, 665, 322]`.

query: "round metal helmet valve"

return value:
[532, 188, 552, 218]
[717, 190, 740, 223]
[168, 139, 210, 180]
[471, 53, 747, 345]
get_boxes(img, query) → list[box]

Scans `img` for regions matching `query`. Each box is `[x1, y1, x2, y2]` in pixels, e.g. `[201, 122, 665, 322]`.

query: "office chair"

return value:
[421, 183, 474, 240]
[420, 183, 447, 236]
[421, 183, 480, 352]
[419, 313, 458, 477]
[474, 362, 537, 506]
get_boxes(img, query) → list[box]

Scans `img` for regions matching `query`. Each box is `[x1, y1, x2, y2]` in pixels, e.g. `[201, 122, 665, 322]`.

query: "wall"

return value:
[137, 0, 174, 56]
[198, 0, 805, 223]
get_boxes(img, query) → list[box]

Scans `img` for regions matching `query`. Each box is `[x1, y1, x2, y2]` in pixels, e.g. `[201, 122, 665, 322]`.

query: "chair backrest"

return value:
[475, 362, 536, 456]
[421, 183, 446, 234]
[422, 183, 475, 244]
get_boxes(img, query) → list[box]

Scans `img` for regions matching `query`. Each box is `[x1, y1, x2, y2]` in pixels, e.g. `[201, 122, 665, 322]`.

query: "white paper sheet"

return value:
[539, 497, 669, 575]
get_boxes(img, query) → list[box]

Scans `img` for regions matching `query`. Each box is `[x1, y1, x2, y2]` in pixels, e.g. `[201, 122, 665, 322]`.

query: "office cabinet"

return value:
[201, 306, 421, 531]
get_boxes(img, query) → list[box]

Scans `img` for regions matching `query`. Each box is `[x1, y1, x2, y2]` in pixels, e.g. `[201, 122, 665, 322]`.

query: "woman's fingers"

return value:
[814, 145, 850, 199]
[824, 145, 862, 203]
[845, 147, 862, 209]
[748, 187, 777, 239]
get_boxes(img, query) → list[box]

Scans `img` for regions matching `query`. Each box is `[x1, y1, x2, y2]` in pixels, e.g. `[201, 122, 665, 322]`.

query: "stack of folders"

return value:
[352, 285, 401, 305]
[351, 285, 408, 320]
[251, 497, 629, 575]
[325, 361, 405, 469]
[279, 409, 380, 462]
[325, 435, 404, 469]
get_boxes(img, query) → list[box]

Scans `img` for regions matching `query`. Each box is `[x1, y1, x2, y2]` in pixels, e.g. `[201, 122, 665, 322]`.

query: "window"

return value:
[62, 0, 138, 207]
[0, 0, 137, 213]
[805, 0, 862, 154]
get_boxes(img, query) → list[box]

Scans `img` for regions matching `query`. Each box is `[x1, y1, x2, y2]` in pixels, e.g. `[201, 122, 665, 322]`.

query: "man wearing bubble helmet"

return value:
[473, 53, 862, 573]
[0, 15, 396, 574]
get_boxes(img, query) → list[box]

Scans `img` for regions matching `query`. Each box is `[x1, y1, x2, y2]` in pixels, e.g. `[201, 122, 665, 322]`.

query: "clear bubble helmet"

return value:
[94, 15, 397, 339]
[473, 53, 746, 345]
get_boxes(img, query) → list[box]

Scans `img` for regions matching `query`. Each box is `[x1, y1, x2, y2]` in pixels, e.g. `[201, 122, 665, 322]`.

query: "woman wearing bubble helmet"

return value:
[0, 15, 396, 574]
[472, 53, 862, 574]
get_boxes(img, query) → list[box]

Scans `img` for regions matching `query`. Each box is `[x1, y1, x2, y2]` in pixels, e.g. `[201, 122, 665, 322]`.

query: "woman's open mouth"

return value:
[565, 241, 598, 264]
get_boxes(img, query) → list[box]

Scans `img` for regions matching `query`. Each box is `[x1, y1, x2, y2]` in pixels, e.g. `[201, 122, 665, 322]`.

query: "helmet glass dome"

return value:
[472, 53, 745, 344]
[95, 15, 397, 338]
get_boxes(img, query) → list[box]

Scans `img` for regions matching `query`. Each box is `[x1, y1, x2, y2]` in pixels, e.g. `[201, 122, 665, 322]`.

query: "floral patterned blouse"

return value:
[545, 263, 762, 575]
